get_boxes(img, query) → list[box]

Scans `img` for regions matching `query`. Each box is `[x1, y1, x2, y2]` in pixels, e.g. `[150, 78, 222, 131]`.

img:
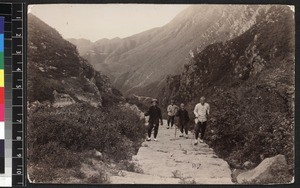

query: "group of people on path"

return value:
[144, 97, 210, 145]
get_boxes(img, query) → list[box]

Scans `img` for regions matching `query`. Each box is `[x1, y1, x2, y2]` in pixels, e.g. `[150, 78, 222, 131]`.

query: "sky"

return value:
[28, 4, 189, 42]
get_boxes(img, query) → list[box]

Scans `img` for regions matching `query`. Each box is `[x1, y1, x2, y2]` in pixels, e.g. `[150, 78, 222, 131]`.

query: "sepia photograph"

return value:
[27, 4, 295, 184]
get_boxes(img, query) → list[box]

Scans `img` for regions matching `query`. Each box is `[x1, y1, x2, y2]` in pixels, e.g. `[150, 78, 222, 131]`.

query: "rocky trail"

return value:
[110, 120, 233, 184]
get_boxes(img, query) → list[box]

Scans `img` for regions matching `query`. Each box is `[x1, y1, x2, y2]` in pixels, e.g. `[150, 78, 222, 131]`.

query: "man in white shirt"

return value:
[193, 96, 210, 145]
[167, 100, 178, 129]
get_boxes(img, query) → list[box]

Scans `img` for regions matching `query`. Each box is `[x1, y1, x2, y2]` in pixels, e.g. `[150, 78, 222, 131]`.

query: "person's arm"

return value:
[206, 104, 210, 116]
[186, 110, 190, 122]
[193, 104, 199, 117]
[175, 109, 180, 117]
[144, 107, 151, 116]
[159, 108, 163, 125]
[167, 105, 170, 113]
[175, 105, 179, 115]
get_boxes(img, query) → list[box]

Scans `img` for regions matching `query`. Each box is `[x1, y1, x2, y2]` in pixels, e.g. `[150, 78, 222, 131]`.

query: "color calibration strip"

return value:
[0, 2, 13, 187]
[0, 16, 4, 174]
[0, 2, 25, 186]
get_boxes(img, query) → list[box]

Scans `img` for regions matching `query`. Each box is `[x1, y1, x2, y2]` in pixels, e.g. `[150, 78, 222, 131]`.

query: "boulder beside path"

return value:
[237, 154, 290, 184]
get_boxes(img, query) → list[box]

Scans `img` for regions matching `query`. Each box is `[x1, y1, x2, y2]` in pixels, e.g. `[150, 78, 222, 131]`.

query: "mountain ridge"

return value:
[69, 5, 272, 97]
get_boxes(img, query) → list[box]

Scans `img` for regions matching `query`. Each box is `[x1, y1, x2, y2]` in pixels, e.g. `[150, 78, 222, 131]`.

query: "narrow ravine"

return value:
[110, 120, 233, 184]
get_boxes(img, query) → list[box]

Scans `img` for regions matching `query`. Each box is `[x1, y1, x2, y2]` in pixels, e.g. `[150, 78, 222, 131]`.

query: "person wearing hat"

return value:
[144, 99, 163, 141]
[167, 99, 178, 129]
[193, 96, 210, 145]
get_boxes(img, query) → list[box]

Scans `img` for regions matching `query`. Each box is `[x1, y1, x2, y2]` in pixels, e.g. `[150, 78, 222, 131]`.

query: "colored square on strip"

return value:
[0, 17, 4, 34]
[0, 52, 3, 69]
[0, 87, 3, 104]
[0, 34, 3, 52]
[0, 140, 4, 155]
[0, 139, 5, 157]
[0, 104, 3, 121]
[0, 122, 4, 139]
[0, 157, 5, 174]
[0, 70, 3, 87]
[0, 87, 3, 102]
[0, 157, 4, 173]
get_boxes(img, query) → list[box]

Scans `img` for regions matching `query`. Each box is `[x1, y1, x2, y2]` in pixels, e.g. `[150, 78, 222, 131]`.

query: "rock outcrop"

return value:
[237, 155, 290, 184]
[52, 90, 76, 107]
[122, 103, 145, 120]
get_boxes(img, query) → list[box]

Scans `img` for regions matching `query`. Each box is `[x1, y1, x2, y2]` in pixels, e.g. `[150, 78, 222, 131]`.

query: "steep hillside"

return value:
[27, 14, 145, 183]
[70, 5, 271, 96]
[162, 5, 295, 181]
[27, 14, 122, 107]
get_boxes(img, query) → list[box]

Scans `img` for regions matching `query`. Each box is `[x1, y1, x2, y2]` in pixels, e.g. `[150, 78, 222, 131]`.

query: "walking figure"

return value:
[145, 99, 163, 141]
[176, 103, 190, 138]
[167, 99, 178, 129]
[193, 96, 210, 145]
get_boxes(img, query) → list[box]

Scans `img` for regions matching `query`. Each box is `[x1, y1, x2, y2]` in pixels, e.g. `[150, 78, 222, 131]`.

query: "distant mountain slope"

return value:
[161, 5, 295, 179]
[28, 14, 122, 107]
[67, 38, 93, 55]
[70, 5, 272, 96]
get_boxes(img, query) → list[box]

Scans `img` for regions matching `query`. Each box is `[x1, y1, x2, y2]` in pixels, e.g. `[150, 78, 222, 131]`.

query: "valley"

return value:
[28, 4, 295, 184]
[69, 5, 272, 96]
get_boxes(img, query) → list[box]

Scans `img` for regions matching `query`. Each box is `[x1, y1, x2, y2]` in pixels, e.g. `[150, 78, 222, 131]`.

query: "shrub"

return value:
[119, 160, 144, 174]
[28, 165, 58, 183]
[73, 169, 86, 179]
[86, 172, 110, 184]
[28, 102, 146, 182]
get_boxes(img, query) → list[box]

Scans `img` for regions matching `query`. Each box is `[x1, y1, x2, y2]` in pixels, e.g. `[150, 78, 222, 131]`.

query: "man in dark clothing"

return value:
[176, 103, 190, 138]
[144, 99, 163, 141]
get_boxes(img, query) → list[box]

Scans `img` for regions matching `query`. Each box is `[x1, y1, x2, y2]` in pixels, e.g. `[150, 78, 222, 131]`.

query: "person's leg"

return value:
[194, 122, 200, 140]
[184, 123, 189, 135]
[180, 122, 184, 134]
[194, 122, 200, 145]
[167, 116, 171, 128]
[171, 116, 175, 127]
[179, 122, 184, 137]
[147, 123, 154, 139]
[154, 123, 159, 139]
[200, 121, 207, 140]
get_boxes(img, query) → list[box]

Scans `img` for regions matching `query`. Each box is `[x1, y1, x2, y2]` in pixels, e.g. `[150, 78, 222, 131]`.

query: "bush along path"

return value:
[110, 120, 233, 184]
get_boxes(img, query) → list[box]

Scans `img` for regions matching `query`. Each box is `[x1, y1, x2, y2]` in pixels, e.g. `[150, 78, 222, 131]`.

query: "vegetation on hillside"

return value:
[28, 103, 146, 183]
[27, 14, 146, 183]
[162, 6, 295, 183]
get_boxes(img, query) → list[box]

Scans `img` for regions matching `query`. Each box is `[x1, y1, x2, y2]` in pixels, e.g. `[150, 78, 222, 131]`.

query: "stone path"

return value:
[110, 120, 233, 184]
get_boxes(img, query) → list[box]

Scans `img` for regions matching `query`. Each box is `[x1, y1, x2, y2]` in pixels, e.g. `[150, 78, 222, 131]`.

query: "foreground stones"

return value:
[110, 120, 233, 184]
[237, 154, 290, 184]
